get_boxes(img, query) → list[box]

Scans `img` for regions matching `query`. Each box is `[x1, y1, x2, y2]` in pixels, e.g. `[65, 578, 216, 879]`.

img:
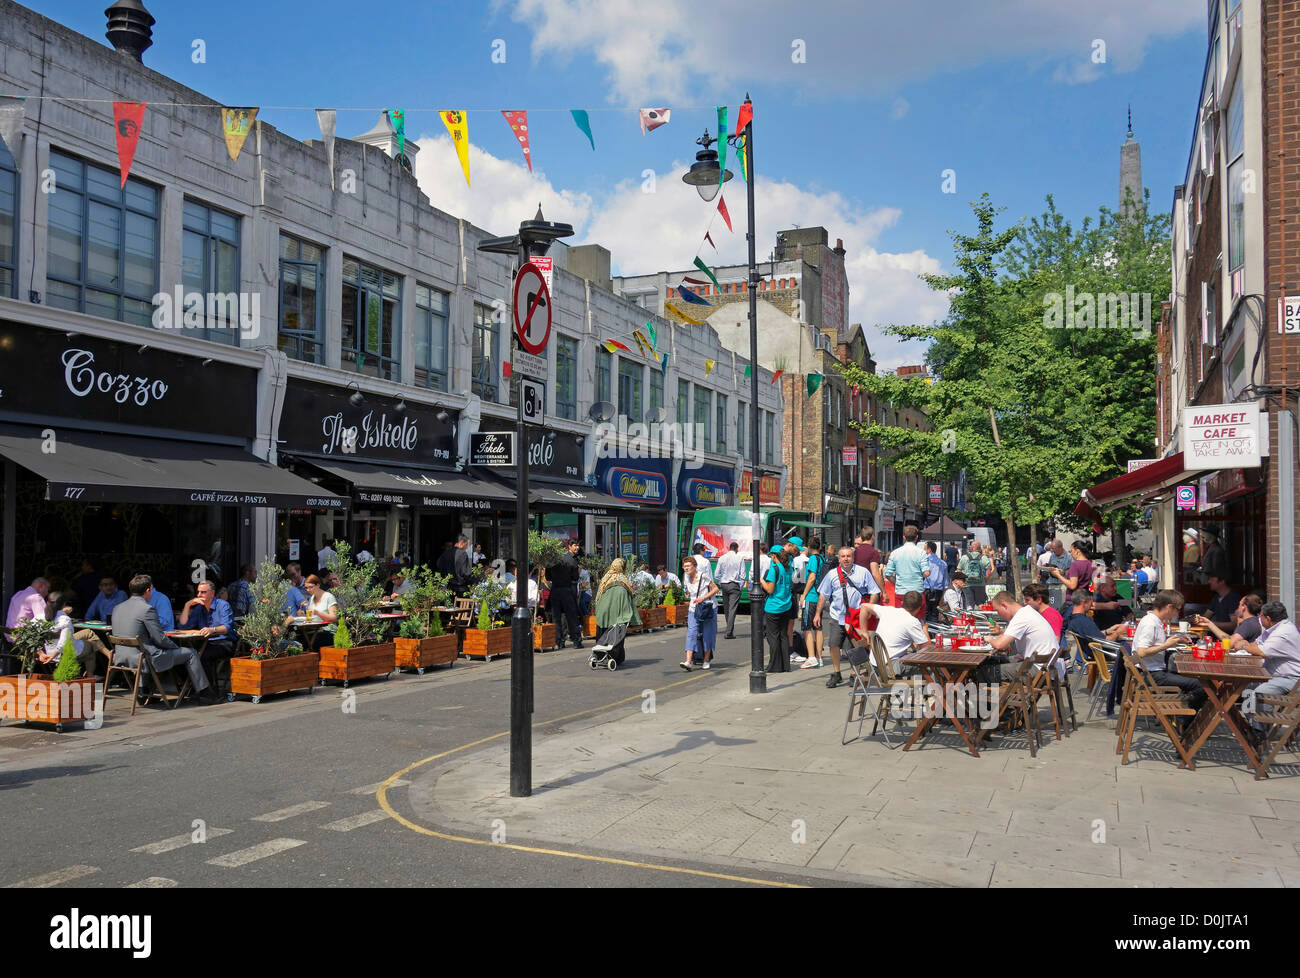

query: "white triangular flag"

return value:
[316, 109, 337, 189]
[639, 107, 670, 135]
[0, 97, 25, 170]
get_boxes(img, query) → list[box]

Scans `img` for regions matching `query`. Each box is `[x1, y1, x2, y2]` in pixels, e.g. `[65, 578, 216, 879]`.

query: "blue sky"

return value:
[26, 0, 1209, 367]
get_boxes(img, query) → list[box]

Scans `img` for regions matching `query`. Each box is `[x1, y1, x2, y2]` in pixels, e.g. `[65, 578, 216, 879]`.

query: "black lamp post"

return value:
[682, 95, 765, 695]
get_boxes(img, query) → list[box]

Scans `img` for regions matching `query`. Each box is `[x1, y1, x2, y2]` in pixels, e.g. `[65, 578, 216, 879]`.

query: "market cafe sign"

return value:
[1181, 404, 1262, 470]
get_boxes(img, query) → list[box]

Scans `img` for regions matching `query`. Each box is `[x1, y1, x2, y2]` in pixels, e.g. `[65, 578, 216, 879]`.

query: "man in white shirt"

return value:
[814, 546, 881, 687]
[1233, 602, 1300, 724]
[654, 567, 682, 589]
[872, 592, 929, 668]
[317, 537, 336, 574]
[942, 571, 969, 613]
[714, 542, 746, 640]
[987, 590, 1059, 680]
[508, 573, 540, 609]
[1129, 589, 1203, 707]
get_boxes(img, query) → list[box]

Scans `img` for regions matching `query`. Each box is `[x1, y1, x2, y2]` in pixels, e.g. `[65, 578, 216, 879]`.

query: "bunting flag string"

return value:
[704, 231, 717, 250]
[220, 107, 257, 162]
[570, 109, 595, 150]
[665, 302, 707, 326]
[440, 110, 470, 187]
[661, 352, 670, 376]
[602, 339, 632, 353]
[501, 110, 531, 172]
[632, 330, 659, 361]
[692, 257, 722, 293]
[315, 109, 337, 189]
[734, 101, 752, 137]
[0, 96, 25, 169]
[682, 276, 707, 285]
[806, 373, 823, 396]
[112, 101, 146, 187]
[704, 359, 716, 377]
[639, 107, 670, 134]
[717, 195, 733, 232]
[716, 105, 728, 191]
[771, 369, 784, 385]
[387, 109, 405, 159]
[744, 364, 752, 378]
[736, 132, 749, 182]
[675, 284, 712, 307]
[644, 320, 658, 350]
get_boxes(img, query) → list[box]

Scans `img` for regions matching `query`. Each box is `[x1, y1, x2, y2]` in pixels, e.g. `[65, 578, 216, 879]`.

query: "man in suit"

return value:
[111, 575, 215, 703]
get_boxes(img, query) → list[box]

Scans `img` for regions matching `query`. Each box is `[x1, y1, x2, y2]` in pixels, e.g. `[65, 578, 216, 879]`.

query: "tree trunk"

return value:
[1110, 513, 1126, 572]
[1007, 512, 1022, 597]
[1028, 520, 1038, 578]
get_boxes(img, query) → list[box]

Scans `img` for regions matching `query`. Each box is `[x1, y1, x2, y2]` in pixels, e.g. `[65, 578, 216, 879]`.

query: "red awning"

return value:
[1074, 452, 1203, 521]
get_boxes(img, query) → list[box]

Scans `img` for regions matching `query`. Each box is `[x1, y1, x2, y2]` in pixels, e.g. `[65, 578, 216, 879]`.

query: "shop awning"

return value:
[529, 481, 641, 515]
[301, 458, 513, 512]
[1075, 452, 1203, 520]
[0, 424, 346, 509]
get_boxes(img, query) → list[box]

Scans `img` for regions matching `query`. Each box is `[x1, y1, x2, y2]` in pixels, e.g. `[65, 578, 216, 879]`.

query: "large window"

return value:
[618, 360, 643, 423]
[279, 234, 324, 363]
[555, 334, 578, 420]
[414, 285, 450, 391]
[46, 150, 158, 326]
[342, 258, 401, 380]
[716, 394, 727, 454]
[649, 368, 664, 416]
[1227, 73, 1246, 273]
[694, 385, 712, 451]
[181, 200, 241, 344]
[595, 348, 612, 405]
[737, 400, 746, 457]
[764, 410, 775, 464]
[0, 139, 15, 298]
[676, 379, 690, 424]
[471, 302, 498, 400]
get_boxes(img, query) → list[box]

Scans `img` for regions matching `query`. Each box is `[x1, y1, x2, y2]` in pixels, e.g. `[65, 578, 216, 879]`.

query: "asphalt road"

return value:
[0, 620, 830, 888]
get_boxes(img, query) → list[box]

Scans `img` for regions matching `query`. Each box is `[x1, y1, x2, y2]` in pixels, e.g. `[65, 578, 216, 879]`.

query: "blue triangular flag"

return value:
[570, 110, 595, 151]
[676, 285, 711, 306]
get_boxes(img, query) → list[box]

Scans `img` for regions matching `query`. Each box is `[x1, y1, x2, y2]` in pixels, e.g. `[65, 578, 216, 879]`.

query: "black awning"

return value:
[530, 481, 643, 515]
[0, 424, 346, 509]
[303, 458, 513, 512]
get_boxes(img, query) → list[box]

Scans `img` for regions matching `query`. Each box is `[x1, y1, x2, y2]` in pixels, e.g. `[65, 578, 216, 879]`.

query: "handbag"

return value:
[838, 568, 873, 644]
[691, 574, 715, 622]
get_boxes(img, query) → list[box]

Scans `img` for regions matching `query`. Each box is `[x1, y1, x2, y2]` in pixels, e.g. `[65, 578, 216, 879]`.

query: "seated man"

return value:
[1129, 589, 1205, 709]
[282, 562, 308, 618]
[179, 580, 237, 675]
[39, 591, 105, 676]
[1063, 591, 1130, 645]
[1090, 578, 1133, 632]
[226, 564, 256, 618]
[1022, 583, 1063, 638]
[942, 571, 969, 614]
[987, 590, 1059, 681]
[1194, 593, 1264, 645]
[1231, 601, 1300, 727]
[1205, 575, 1243, 632]
[145, 578, 175, 631]
[389, 571, 415, 601]
[111, 575, 215, 702]
[872, 591, 929, 672]
[653, 566, 681, 590]
[85, 576, 128, 622]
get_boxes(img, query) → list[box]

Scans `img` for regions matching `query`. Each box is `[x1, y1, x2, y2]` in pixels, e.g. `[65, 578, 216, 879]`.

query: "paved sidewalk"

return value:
[417, 664, 1300, 887]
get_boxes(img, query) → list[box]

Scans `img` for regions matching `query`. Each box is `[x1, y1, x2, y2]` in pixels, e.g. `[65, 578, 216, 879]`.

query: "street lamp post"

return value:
[683, 95, 765, 694]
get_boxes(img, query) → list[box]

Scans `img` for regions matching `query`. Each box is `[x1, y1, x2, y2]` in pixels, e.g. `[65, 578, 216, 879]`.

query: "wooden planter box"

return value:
[393, 634, 457, 673]
[230, 653, 319, 703]
[638, 606, 667, 630]
[462, 627, 512, 661]
[0, 675, 97, 732]
[584, 615, 598, 638]
[664, 604, 690, 626]
[532, 622, 557, 651]
[317, 642, 396, 686]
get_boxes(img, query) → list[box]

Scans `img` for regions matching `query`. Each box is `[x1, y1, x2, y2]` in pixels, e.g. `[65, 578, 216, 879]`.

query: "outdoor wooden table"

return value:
[899, 643, 993, 757]
[1172, 652, 1271, 777]
[75, 621, 111, 633]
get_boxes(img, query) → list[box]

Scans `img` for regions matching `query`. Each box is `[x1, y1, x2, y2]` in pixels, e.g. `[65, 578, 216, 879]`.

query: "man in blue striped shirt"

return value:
[884, 525, 930, 611]
[923, 541, 949, 622]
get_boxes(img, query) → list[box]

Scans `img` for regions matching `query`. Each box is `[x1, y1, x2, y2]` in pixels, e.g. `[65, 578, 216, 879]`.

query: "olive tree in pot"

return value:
[463, 569, 513, 660]
[318, 543, 395, 685]
[393, 566, 457, 672]
[0, 618, 95, 731]
[229, 557, 316, 703]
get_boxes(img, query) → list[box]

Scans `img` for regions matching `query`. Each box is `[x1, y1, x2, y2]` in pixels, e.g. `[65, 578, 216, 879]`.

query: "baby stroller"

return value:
[589, 622, 629, 672]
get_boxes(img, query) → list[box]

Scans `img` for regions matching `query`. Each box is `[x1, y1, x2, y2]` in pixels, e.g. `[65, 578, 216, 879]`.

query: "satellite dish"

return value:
[588, 401, 616, 423]
[645, 406, 669, 424]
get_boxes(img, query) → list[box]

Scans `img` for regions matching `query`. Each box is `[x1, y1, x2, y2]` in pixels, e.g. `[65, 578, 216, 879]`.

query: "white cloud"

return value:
[508, 0, 1203, 102]
[890, 97, 911, 120]
[414, 135, 945, 372]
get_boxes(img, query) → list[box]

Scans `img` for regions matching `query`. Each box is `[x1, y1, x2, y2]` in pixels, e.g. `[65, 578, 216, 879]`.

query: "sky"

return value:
[26, 0, 1209, 370]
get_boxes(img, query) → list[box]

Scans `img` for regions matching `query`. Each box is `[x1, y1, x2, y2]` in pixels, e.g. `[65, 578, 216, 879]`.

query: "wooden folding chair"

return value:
[447, 597, 476, 630]
[866, 633, 924, 747]
[105, 635, 145, 716]
[1082, 638, 1118, 722]
[1027, 649, 1072, 741]
[1116, 650, 1197, 767]
[977, 656, 1041, 756]
[1253, 685, 1300, 780]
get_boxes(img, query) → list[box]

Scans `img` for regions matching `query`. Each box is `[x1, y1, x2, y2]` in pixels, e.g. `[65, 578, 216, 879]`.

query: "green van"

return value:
[686, 506, 816, 608]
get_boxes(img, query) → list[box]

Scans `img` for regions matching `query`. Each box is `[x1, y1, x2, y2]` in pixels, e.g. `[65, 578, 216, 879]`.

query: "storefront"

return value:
[675, 463, 735, 565]
[277, 378, 494, 569]
[594, 457, 672, 568]
[822, 492, 854, 549]
[855, 489, 880, 545]
[0, 321, 342, 608]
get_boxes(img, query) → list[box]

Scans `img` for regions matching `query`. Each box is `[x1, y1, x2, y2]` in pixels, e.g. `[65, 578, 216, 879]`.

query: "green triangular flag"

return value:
[570, 109, 595, 150]
[744, 364, 751, 378]
[693, 256, 721, 293]
[388, 109, 405, 159]
[716, 106, 728, 189]
[807, 373, 823, 396]
[645, 320, 658, 350]
[661, 352, 670, 376]
[737, 132, 748, 182]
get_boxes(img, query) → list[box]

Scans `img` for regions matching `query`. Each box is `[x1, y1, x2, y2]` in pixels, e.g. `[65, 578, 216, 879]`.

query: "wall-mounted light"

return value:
[346, 382, 364, 407]
[201, 358, 213, 367]
[394, 398, 407, 415]
[138, 344, 150, 353]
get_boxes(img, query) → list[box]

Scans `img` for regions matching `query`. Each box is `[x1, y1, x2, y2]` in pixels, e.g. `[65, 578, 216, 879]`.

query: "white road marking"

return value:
[350, 779, 409, 795]
[206, 839, 307, 868]
[322, 810, 391, 832]
[127, 877, 178, 888]
[131, 828, 233, 854]
[4, 864, 100, 888]
[251, 801, 330, 822]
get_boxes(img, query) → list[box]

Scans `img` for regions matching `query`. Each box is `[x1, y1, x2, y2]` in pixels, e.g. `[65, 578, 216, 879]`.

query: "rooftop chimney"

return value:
[105, 0, 155, 63]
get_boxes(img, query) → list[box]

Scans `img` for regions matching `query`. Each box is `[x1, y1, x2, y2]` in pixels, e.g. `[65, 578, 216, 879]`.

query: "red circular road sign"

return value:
[512, 262, 552, 356]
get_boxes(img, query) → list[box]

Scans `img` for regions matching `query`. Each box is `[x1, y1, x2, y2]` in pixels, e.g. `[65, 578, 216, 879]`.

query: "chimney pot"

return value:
[105, 0, 155, 63]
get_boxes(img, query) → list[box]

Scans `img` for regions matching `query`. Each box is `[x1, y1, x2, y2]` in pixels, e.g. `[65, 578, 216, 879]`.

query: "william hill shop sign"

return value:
[677, 463, 734, 508]
[604, 466, 669, 505]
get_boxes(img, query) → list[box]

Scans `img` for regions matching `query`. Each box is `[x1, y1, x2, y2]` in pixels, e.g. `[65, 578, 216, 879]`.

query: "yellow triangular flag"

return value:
[704, 359, 715, 377]
[221, 107, 257, 162]
[665, 302, 707, 326]
[441, 110, 470, 187]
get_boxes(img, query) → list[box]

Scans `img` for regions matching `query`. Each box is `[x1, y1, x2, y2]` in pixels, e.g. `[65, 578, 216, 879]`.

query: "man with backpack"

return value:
[814, 545, 880, 689]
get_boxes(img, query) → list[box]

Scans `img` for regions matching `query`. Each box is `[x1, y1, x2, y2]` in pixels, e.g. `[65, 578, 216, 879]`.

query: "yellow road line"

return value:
[375, 670, 808, 888]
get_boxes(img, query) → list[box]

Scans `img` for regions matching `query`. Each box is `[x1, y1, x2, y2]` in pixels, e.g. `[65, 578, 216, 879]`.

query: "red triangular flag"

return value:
[113, 101, 147, 187]
[682, 276, 708, 284]
[501, 110, 532, 172]
[704, 232, 716, 250]
[771, 370, 784, 385]
[717, 195, 733, 232]
[735, 101, 753, 137]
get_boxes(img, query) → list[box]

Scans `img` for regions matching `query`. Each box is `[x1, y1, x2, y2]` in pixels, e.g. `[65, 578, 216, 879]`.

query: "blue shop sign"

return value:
[677, 464, 734, 508]
[595, 457, 671, 507]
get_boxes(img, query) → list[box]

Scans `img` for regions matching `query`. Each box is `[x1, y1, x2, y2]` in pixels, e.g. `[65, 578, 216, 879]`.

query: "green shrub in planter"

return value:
[51, 636, 82, 682]
[332, 619, 353, 650]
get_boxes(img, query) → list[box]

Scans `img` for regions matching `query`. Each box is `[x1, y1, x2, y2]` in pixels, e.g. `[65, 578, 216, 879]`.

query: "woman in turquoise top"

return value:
[798, 539, 825, 669]
[761, 546, 793, 672]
